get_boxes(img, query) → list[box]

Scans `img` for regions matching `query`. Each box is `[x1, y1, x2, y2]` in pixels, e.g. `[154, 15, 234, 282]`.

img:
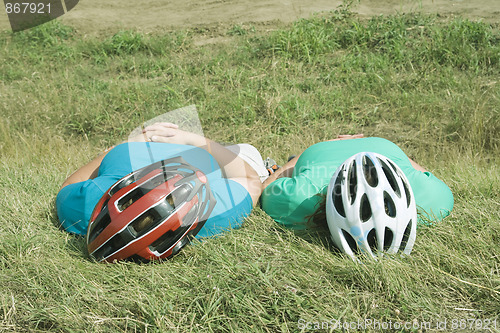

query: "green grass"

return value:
[0, 6, 499, 332]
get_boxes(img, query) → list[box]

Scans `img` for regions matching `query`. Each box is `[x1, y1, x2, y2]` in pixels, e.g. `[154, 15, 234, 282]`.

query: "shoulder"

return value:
[195, 178, 253, 238]
[406, 171, 454, 224]
[302, 137, 402, 157]
[295, 138, 407, 177]
[56, 179, 111, 235]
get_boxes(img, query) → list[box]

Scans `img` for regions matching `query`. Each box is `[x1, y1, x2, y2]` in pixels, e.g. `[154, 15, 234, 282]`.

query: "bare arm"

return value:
[262, 154, 301, 189]
[263, 134, 366, 189]
[60, 151, 110, 190]
[409, 158, 428, 172]
[203, 138, 262, 206]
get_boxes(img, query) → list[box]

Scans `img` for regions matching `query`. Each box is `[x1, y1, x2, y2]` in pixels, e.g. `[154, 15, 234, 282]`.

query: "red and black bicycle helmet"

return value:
[86, 156, 216, 263]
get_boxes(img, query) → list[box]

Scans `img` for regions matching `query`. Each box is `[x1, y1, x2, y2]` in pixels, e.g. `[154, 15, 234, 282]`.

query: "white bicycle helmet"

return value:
[326, 152, 417, 259]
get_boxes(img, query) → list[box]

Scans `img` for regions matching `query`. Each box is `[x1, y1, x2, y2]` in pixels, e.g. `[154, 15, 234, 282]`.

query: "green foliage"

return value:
[227, 24, 255, 36]
[11, 20, 75, 46]
[0, 20, 76, 67]
[105, 30, 148, 55]
[82, 30, 191, 59]
[253, 11, 500, 71]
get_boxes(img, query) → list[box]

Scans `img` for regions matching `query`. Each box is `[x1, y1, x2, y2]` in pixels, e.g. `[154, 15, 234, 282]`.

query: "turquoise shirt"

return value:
[57, 142, 253, 238]
[261, 138, 453, 229]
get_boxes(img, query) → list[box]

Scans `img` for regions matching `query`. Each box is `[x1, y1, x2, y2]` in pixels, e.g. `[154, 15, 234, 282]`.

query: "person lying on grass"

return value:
[260, 134, 454, 259]
[57, 123, 265, 262]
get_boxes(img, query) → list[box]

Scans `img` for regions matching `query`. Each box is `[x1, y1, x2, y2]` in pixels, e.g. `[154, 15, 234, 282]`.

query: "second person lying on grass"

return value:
[260, 134, 454, 259]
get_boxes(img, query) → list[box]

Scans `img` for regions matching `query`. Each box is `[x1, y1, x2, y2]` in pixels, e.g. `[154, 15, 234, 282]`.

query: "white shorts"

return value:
[224, 144, 269, 183]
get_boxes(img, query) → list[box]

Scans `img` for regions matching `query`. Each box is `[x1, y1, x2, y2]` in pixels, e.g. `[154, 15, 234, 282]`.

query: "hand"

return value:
[328, 134, 364, 141]
[143, 122, 178, 142]
[127, 122, 179, 143]
[143, 122, 205, 146]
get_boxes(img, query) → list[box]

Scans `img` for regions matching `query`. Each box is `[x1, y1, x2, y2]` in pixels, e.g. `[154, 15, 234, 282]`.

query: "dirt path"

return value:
[1, 0, 499, 34]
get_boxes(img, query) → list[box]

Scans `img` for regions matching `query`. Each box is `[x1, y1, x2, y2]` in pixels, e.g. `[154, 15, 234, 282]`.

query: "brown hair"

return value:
[306, 193, 329, 232]
[300, 193, 339, 250]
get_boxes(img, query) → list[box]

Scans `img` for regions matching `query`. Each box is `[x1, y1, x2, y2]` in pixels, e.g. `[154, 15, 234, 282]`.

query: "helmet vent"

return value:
[149, 223, 191, 256]
[92, 231, 132, 262]
[171, 184, 191, 207]
[401, 179, 412, 208]
[166, 194, 175, 209]
[347, 160, 357, 204]
[383, 227, 394, 251]
[378, 158, 401, 197]
[181, 205, 199, 227]
[130, 212, 157, 235]
[387, 159, 399, 174]
[117, 173, 178, 212]
[399, 219, 413, 253]
[341, 229, 360, 255]
[333, 172, 346, 218]
[88, 204, 111, 244]
[117, 187, 145, 212]
[383, 191, 396, 217]
[366, 229, 377, 253]
[199, 187, 212, 216]
[177, 167, 195, 175]
[171, 235, 190, 256]
[149, 230, 175, 254]
[366, 228, 393, 253]
[362, 155, 378, 187]
[360, 194, 372, 222]
[109, 173, 137, 197]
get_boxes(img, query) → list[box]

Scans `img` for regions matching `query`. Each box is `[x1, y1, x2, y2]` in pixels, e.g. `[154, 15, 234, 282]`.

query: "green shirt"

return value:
[261, 138, 454, 230]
